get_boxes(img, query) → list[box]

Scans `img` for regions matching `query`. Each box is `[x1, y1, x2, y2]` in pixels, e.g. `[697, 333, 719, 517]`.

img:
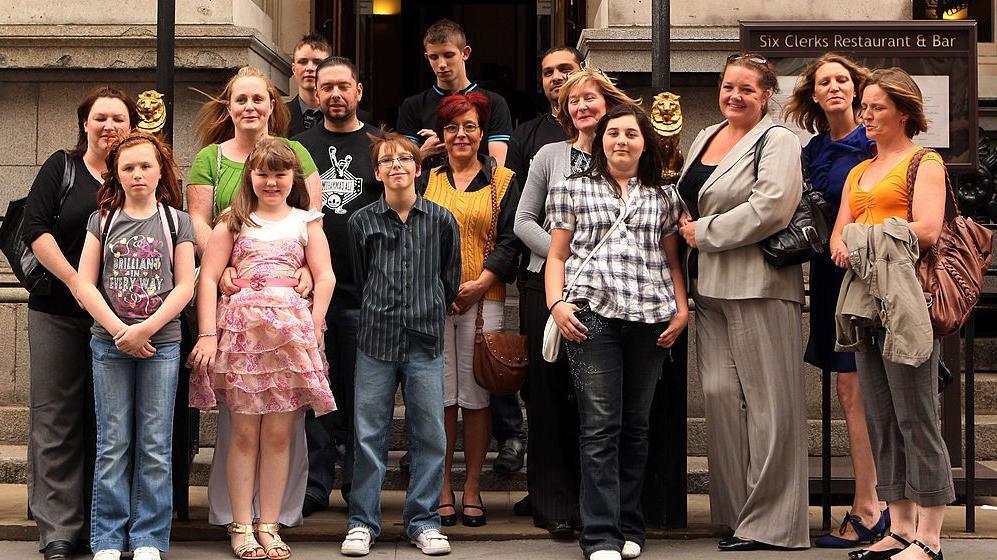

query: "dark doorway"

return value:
[315, 1, 584, 128]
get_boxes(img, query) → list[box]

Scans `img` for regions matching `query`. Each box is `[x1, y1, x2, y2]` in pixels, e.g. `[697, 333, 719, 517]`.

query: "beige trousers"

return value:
[694, 292, 810, 549]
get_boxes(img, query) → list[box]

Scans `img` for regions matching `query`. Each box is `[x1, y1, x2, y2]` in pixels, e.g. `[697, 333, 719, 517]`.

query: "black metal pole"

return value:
[966, 310, 976, 532]
[651, 0, 670, 91]
[157, 0, 176, 144]
[821, 368, 832, 531]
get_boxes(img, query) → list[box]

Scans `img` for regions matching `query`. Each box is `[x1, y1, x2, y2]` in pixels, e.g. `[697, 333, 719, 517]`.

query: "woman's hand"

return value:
[453, 279, 489, 314]
[114, 324, 155, 358]
[219, 267, 240, 296]
[658, 311, 689, 348]
[551, 301, 588, 342]
[294, 266, 314, 298]
[678, 219, 698, 248]
[188, 336, 217, 374]
[830, 237, 849, 269]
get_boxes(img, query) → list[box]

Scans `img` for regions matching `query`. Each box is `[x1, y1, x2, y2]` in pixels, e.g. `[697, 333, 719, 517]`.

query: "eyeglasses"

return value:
[376, 155, 416, 168]
[442, 123, 480, 134]
[726, 53, 769, 65]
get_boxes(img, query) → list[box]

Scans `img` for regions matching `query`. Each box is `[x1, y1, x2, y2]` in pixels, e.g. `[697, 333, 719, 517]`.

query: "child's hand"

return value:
[315, 326, 325, 351]
[189, 336, 217, 374]
[220, 267, 240, 296]
[114, 324, 155, 358]
[294, 266, 313, 298]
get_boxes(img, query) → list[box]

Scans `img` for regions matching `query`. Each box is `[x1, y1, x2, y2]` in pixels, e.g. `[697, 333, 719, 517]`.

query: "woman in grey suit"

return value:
[677, 53, 808, 551]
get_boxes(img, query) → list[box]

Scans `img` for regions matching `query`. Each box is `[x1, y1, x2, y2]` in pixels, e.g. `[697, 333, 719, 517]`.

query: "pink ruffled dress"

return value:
[190, 208, 336, 416]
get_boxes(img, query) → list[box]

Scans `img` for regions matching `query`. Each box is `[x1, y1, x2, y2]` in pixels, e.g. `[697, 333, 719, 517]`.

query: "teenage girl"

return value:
[189, 137, 336, 560]
[76, 131, 196, 560]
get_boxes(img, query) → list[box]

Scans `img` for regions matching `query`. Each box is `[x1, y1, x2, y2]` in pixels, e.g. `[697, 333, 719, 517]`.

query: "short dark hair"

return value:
[70, 86, 140, 158]
[316, 56, 360, 82]
[294, 32, 331, 58]
[540, 46, 584, 67]
[424, 19, 466, 48]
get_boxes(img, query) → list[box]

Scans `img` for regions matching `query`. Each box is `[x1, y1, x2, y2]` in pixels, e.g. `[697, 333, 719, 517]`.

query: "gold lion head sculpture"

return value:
[649, 91, 684, 179]
[136, 90, 167, 134]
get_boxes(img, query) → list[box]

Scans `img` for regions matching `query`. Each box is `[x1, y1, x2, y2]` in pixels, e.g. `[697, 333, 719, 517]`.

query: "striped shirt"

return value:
[546, 175, 683, 324]
[348, 194, 462, 361]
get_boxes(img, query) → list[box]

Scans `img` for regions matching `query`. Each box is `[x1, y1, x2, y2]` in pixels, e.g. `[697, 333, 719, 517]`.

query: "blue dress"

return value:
[803, 126, 875, 372]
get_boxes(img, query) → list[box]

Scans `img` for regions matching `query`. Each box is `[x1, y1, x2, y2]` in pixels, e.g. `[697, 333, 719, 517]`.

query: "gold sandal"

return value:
[255, 522, 291, 560]
[227, 522, 265, 559]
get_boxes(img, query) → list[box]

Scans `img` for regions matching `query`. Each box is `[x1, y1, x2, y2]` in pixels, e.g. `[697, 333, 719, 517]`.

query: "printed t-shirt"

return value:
[293, 122, 383, 308]
[86, 207, 195, 344]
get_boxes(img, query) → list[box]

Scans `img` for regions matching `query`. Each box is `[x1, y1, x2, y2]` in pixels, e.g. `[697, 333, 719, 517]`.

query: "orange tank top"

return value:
[845, 149, 944, 225]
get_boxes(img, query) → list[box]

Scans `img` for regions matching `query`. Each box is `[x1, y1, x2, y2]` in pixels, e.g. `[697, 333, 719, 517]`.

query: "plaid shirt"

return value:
[546, 175, 683, 323]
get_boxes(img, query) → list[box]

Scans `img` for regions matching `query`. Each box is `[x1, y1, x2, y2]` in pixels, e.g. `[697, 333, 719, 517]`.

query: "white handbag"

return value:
[542, 207, 630, 362]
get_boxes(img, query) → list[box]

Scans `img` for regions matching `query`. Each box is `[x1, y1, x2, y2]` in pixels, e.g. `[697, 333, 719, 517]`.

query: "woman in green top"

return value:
[185, 65, 323, 556]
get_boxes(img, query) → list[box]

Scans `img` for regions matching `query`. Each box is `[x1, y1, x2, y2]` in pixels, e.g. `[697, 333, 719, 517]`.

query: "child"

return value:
[76, 131, 197, 560]
[339, 132, 460, 557]
[188, 138, 337, 560]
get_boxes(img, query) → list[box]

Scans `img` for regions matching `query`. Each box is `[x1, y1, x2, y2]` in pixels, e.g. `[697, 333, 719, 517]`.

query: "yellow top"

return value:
[846, 149, 944, 225]
[424, 165, 514, 302]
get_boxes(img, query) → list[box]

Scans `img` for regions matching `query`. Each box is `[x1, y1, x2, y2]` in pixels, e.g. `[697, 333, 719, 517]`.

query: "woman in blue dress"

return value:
[784, 53, 887, 549]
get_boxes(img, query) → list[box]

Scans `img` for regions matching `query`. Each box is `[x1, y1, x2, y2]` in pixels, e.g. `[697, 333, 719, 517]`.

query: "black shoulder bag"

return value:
[0, 150, 76, 294]
[756, 127, 836, 268]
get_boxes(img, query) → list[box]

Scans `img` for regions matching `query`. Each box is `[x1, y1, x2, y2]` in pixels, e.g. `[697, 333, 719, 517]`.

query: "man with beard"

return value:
[292, 56, 382, 516]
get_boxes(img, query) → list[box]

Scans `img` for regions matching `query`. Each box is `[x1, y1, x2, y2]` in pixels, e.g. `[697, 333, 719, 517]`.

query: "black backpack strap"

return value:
[56, 150, 76, 212]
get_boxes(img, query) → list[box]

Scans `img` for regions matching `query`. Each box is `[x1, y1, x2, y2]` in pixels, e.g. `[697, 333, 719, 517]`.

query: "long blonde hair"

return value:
[193, 66, 290, 148]
[556, 68, 641, 142]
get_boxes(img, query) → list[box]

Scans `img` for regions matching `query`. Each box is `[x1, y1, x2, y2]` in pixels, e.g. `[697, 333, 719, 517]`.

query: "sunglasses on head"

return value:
[727, 53, 769, 65]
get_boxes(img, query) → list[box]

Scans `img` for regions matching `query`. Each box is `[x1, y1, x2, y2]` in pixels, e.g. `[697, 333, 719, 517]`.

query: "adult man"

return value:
[287, 33, 372, 137]
[397, 19, 512, 167]
[292, 56, 382, 516]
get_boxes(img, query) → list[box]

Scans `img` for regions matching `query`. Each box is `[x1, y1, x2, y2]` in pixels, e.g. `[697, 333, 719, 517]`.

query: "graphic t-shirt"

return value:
[293, 122, 383, 309]
[86, 207, 195, 344]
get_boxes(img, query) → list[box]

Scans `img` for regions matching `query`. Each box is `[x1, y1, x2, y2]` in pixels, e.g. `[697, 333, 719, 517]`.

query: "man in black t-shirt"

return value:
[287, 33, 373, 137]
[397, 19, 513, 168]
[292, 56, 382, 516]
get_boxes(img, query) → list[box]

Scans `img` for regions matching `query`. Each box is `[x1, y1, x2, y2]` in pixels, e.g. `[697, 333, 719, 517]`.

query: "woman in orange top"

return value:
[420, 91, 523, 529]
[829, 68, 950, 560]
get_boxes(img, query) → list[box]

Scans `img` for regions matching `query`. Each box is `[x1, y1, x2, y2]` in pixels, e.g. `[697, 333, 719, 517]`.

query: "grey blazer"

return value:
[678, 115, 805, 303]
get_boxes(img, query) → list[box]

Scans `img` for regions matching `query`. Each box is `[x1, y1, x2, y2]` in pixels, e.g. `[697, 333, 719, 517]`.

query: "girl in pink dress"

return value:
[189, 137, 336, 560]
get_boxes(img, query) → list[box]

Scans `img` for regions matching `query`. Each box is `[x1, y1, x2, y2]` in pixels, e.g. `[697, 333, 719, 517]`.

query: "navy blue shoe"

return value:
[815, 507, 890, 548]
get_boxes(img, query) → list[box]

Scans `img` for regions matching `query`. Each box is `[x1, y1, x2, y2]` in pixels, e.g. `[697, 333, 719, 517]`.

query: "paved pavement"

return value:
[4, 539, 997, 559]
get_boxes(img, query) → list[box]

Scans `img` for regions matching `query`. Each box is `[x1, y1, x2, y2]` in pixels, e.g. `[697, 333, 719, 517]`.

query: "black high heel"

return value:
[435, 492, 457, 526]
[911, 540, 943, 560]
[848, 532, 912, 560]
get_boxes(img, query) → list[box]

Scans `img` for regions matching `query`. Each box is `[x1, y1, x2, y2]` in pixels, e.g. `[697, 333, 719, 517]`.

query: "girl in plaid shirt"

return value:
[545, 104, 689, 560]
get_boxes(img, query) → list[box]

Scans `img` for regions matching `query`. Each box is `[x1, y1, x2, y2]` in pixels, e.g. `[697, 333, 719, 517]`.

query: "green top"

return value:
[187, 138, 318, 215]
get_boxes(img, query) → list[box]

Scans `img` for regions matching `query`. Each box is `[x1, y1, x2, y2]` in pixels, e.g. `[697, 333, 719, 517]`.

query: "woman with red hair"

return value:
[419, 91, 523, 528]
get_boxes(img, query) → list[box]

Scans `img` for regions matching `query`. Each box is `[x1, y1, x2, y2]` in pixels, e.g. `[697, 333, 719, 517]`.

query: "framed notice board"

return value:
[740, 20, 978, 171]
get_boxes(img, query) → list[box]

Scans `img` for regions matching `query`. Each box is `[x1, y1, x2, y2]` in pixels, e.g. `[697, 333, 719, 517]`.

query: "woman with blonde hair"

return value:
[831, 67, 952, 560]
[185, 65, 323, 539]
[784, 54, 889, 549]
[513, 67, 640, 538]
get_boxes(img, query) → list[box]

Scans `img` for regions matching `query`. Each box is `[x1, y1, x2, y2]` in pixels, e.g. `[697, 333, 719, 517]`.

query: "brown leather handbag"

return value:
[472, 179, 528, 396]
[906, 149, 995, 337]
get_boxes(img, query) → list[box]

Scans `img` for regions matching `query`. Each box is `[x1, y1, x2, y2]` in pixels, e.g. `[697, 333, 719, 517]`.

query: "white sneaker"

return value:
[622, 541, 642, 559]
[411, 528, 451, 555]
[589, 551, 622, 560]
[341, 527, 373, 556]
[132, 547, 161, 560]
[92, 551, 121, 560]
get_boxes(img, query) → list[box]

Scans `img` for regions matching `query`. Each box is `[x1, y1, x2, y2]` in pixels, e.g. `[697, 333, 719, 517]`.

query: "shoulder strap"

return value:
[905, 148, 957, 222]
[158, 204, 178, 265]
[56, 150, 76, 213]
[752, 126, 790, 180]
[98, 208, 122, 279]
[211, 143, 222, 218]
[475, 166, 511, 331]
[563, 202, 629, 296]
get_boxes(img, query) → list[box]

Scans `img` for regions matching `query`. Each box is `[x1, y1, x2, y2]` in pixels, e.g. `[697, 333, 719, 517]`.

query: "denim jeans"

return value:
[348, 345, 445, 539]
[308, 306, 361, 505]
[564, 310, 668, 556]
[89, 337, 180, 552]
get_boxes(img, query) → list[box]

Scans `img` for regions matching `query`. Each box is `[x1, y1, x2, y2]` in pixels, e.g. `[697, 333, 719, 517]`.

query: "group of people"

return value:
[18, 15, 954, 560]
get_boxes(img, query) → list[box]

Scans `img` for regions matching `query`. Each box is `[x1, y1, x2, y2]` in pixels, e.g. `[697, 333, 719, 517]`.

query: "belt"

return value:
[233, 273, 299, 291]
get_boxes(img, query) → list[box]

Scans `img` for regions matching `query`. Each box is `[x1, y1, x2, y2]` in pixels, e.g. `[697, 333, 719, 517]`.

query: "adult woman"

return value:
[21, 87, 138, 560]
[831, 68, 951, 560]
[420, 91, 522, 529]
[547, 104, 688, 560]
[676, 53, 809, 551]
[513, 67, 640, 538]
[185, 65, 322, 555]
[785, 54, 888, 549]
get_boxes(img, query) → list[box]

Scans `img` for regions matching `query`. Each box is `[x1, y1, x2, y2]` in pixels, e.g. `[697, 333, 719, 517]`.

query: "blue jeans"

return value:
[564, 310, 668, 557]
[307, 306, 360, 505]
[89, 337, 180, 552]
[349, 345, 445, 539]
